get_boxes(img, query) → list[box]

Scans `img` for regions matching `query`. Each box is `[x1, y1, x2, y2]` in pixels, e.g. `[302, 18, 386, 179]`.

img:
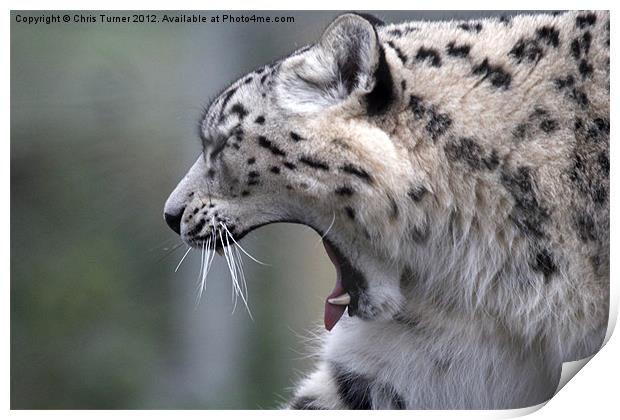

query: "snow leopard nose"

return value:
[164, 208, 184, 235]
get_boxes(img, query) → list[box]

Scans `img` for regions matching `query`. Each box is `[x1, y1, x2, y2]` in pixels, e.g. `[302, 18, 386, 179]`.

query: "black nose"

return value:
[164, 210, 183, 235]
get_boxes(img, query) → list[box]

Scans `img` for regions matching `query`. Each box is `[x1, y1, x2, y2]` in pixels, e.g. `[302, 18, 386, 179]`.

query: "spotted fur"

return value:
[164, 11, 609, 409]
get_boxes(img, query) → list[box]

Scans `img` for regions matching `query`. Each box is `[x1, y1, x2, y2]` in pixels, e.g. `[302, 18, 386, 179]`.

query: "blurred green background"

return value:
[11, 10, 523, 409]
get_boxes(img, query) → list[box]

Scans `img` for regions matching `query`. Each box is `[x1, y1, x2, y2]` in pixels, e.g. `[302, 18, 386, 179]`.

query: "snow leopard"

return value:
[163, 10, 609, 409]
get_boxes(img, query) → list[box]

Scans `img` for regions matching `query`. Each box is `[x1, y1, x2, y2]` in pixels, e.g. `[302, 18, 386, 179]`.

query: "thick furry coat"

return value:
[164, 11, 609, 409]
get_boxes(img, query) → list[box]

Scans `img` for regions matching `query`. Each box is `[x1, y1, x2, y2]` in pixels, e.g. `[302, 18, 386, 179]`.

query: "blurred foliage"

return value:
[11, 10, 522, 409]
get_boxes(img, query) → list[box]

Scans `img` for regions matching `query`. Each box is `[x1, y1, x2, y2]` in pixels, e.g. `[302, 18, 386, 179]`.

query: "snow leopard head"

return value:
[164, 14, 422, 329]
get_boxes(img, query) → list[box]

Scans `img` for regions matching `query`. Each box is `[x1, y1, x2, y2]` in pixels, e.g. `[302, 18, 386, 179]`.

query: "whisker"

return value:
[316, 211, 336, 245]
[174, 247, 192, 273]
[223, 228, 252, 317]
[198, 237, 211, 300]
[221, 223, 270, 266]
[155, 242, 185, 263]
[219, 229, 239, 311]
[221, 225, 249, 307]
[187, 219, 255, 318]
[233, 245, 253, 320]
[195, 241, 207, 306]
[148, 236, 182, 253]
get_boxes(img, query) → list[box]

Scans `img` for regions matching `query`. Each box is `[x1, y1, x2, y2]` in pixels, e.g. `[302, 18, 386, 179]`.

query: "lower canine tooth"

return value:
[328, 293, 351, 305]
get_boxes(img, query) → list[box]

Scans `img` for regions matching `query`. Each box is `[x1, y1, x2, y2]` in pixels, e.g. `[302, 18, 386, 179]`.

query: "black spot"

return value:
[365, 45, 395, 116]
[388, 195, 399, 220]
[186, 218, 206, 237]
[575, 213, 596, 242]
[416, 47, 442, 67]
[409, 95, 426, 119]
[556, 78, 589, 108]
[473, 58, 512, 89]
[231, 126, 244, 142]
[387, 41, 407, 64]
[260, 74, 268, 84]
[445, 137, 500, 171]
[594, 118, 610, 135]
[554, 74, 575, 89]
[501, 166, 550, 239]
[257, 136, 286, 157]
[241, 190, 250, 197]
[509, 38, 543, 63]
[340, 163, 373, 184]
[207, 168, 215, 179]
[569, 117, 609, 207]
[408, 185, 428, 202]
[513, 123, 528, 140]
[331, 364, 372, 409]
[243, 77, 253, 84]
[499, 15, 511, 25]
[576, 13, 597, 29]
[387, 28, 402, 37]
[270, 166, 280, 174]
[570, 39, 581, 59]
[446, 41, 470, 58]
[344, 206, 356, 220]
[579, 59, 593, 79]
[248, 171, 260, 179]
[254, 115, 265, 125]
[299, 156, 330, 171]
[399, 25, 418, 35]
[220, 87, 237, 111]
[411, 224, 430, 244]
[569, 88, 589, 108]
[230, 103, 248, 119]
[426, 110, 452, 141]
[540, 118, 558, 133]
[535, 26, 560, 48]
[592, 185, 607, 204]
[335, 186, 355, 196]
[458, 22, 482, 33]
[247, 179, 260, 186]
[581, 32, 592, 55]
[598, 152, 609, 175]
[532, 249, 558, 282]
[291, 397, 323, 410]
[574, 118, 584, 131]
[247, 157, 256, 165]
[283, 161, 297, 170]
[290, 131, 303, 142]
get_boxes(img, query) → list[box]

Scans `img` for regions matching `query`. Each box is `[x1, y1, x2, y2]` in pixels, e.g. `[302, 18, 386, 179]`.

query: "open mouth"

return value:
[322, 239, 351, 331]
[189, 220, 357, 331]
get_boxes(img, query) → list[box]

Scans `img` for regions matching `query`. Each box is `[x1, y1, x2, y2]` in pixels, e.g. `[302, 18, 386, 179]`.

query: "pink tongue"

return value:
[323, 240, 347, 331]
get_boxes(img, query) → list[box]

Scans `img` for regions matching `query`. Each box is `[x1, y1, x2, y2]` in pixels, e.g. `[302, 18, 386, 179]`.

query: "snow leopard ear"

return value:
[276, 13, 393, 115]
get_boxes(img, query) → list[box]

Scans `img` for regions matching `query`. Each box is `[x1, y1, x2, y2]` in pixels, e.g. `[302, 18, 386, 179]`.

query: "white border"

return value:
[5, 1, 617, 418]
